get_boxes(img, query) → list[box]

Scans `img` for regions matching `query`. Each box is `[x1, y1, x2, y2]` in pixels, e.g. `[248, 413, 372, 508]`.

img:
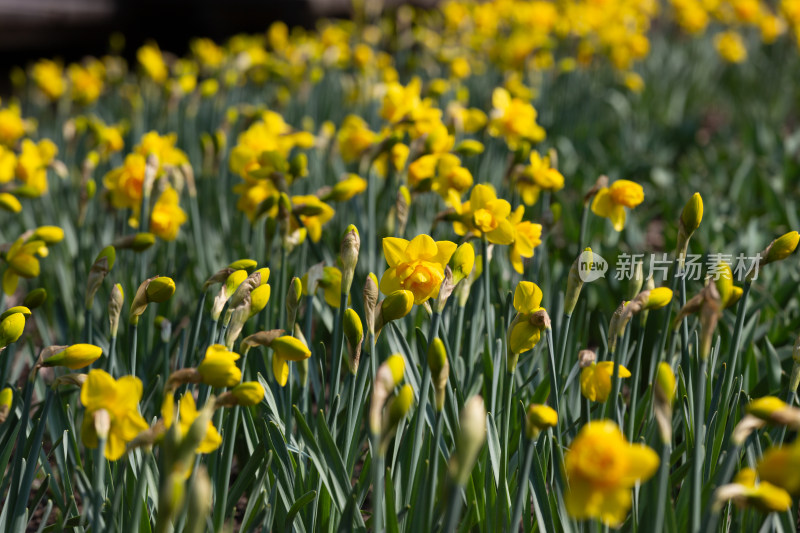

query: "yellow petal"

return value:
[610, 205, 627, 232]
[433, 240, 457, 267]
[486, 218, 515, 245]
[2, 270, 18, 296]
[580, 366, 598, 402]
[405, 234, 438, 261]
[513, 281, 543, 314]
[469, 183, 495, 210]
[622, 444, 660, 485]
[272, 354, 289, 387]
[591, 188, 613, 218]
[105, 431, 128, 461]
[382, 237, 409, 267]
[379, 268, 403, 296]
[81, 369, 118, 411]
[197, 422, 223, 454]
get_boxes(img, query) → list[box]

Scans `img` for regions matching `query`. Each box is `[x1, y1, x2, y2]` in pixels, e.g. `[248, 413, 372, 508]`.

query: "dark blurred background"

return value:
[0, 0, 387, 74]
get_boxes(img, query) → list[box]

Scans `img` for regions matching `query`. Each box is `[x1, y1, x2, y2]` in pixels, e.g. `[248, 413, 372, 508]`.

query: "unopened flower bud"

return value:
[113, 232, 156, 252]
[340, 225, 360, 295]
[343, 308, 363, 374]
[375, 289, 414, 332]
[449, 242, 475, 285]
[109, 283, 124, 337]
[286, 277, 302, 326]
[428, 338, 449, 411]
[363, 273, 379, 335]
[147, 276, 176, 303]
[525, 404, 557, 440]
[676, 192, 703, 263]
[0, 387, 12, 423]
[230, 381, 265, 406]
[449, 395, 486, 485]
[565, 248, 591, 316]
[0, 312, 25, 348]
[762, 231, 800, 267]
[23, 288, 47, 309]
[42, 343, 103, 370]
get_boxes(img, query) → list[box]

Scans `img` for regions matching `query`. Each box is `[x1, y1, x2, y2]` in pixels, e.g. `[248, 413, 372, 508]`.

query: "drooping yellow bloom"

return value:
[580, 361, 631, 402]
[564, 420, 659, 527]
[162, 393, 222, 454]
[136, 131, 189, 169]
[380, 234, 457, 304]
[197, 344, 242, 388]
[508, 281, 547, 360]
[291, 195, 335, 243]
[150, 186, 188, 241]
[508, 206, 542, 274]
[138, 43, 169, 83]
[2, 237, 46, 295]
[488, 88, 546, 149]
[715, 31, 747, 63]
[517, 151, 564, 206]
[31, 59, 65, 101]
[16, 139, 57, 195]
[80, 369, 149, 460]
[453, 183, 515, 245]
[713, 468, 792, 513]
[191, 38, 226, 69]
[757, 439, 800, 496]
[271, 335, 312, 387]
[590, 179, 644, 231]
[229, 112, 314, 180]
[408, 153, 473, 206]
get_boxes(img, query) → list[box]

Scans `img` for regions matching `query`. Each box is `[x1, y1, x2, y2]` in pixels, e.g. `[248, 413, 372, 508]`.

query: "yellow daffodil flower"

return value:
[0, 105, 27, 147]
[508, 205, 542, 274]
[31, 60, 65, 101]
[291, 195, 335, 243]
[517, 151, 564, 206]
[565, 420, 659, 527]
[380, 234, 457, 304]
[197, 344, 242, 388]
[16, 139, 58, 195]
[454, 183, 516, 245]
[488, 87, 545, 149]
[271, 335, 312, 387]
[80, 369, 149, 460]
[580, 361, 632, 402]
[590, 179, 644, 231]
[507, 281, 547, 364]
[162, 393, 222, 454]
[149, 186, 188, 241]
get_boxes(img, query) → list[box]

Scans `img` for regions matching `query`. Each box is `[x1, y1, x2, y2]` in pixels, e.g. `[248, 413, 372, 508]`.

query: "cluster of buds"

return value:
[222, 268, 271, 348]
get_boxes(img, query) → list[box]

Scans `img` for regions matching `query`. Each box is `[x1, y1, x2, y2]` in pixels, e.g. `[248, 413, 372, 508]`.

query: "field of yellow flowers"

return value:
[2, 0, 800, 531]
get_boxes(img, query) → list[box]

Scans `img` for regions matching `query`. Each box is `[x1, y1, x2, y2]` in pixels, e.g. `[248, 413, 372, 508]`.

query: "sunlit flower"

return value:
[488, 87, 545, 149]
[68, 61, 105, 105]
[103, 153, 146, 211]
[581, 361, 631, 402]
[507, 281, 547, 362]
[517, 151, 564, 206]
[0, 105, 26, 147]
[337, 115, 376, 163]
[291, 195, 335, 243]
[380, 234, 457, 304]
[81, 369, 148, 460]
[197, 344, 242, 388]
[31, 59, 65, 101]
[590, 179, 644, 231]
[714, 31, 747, 63]
[271, 335, 311, 387]
[565, 420, 659, 526]
[138, 43, 169, 83]
[453, 183, 515, 245]
[302, 265, 343, 308]
[15, 139, 58, 195]
[508, 206, 542, 274]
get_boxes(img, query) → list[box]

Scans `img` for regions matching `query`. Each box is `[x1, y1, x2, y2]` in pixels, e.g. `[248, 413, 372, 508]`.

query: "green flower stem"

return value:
[481, 236, 493, 362]
[452, 302, 466, 360]
[690, 356, 708, 533]
[577, 203, 590, 253]
[93, 437, 107, 533]
[545, 328, 561, 441]
[557, 313, 572, 382]
[213, 406, 239, 532]
[648, 260, 680, 386]
[719, 281, 751, 419]
[85, 307, 93, 345]
[371, 435, 384, 533]
[329, 292, 347, 427]
[182, 291, 206, 369]
[276, 245, 288, 330]
[510, 435, 536, 531]
[626, 319, 647, 441]
[107, 334, 118, 374]
[603, 347, 620, 421]
[5, 379, 34, 533]
[423, 411, 444, 531]
[442, 484, 464, 533]
[653, 439, 671, 533]
[405, 311, 440, 504]
[128, 323, 138, 376]
[678, 272, 693, 408]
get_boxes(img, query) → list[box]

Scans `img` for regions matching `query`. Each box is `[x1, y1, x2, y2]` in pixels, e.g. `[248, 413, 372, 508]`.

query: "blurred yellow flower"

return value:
[162, 393, 222, 454]
[715, 31, 747, 63]
[16, 138, 57, 195]
[488, 87, 545, 149]
[149, 186, 188, 241]
[81, 369, 148, 460]
[271, 335, 311, 387]
[337, 115, 376, 163]
[198, 344, 242, 388]
[68, 61, 105, 105]
[138, 43, 168, 83]
[517, 151, 564, 206]
[31, 59, 65, 101]
[565, 420, 659, 526]
[0, 145, 17, 183]
[0, 105, 27, 147]
[104, 153, 146, 211]
[291, 195, 335, 242]
[508, 206, 542, 274]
